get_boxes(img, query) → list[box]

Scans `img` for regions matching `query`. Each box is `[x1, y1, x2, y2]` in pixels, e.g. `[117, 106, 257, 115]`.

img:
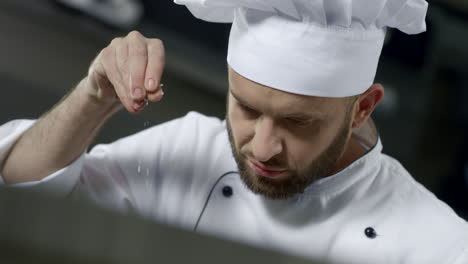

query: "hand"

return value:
[85, 31, 165, 113]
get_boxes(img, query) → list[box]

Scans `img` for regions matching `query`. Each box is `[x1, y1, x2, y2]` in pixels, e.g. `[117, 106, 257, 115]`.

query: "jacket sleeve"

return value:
[0, 112, 224, 223]
[0, 119, 83, 196]
[0, 116, 175, 212]
[71, 111, 223, 218]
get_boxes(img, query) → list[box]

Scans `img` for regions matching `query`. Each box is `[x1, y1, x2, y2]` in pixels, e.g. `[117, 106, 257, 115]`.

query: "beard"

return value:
[227, 114, 352, 200]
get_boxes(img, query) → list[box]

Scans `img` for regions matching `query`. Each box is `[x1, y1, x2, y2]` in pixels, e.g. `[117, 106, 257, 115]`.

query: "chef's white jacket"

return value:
[1, 112, 468, 264]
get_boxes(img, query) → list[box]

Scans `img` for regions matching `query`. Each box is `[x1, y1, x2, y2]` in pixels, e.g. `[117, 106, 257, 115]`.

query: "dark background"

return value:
[0, 0, 467, 221]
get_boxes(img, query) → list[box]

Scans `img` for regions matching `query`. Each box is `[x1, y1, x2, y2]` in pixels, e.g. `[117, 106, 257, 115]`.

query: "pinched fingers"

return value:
[145, 38, 166, 102]
[91, 31, 166, 113]
[127, 31, 148, 106]
[114, 37, 128, 79]
[96, 46, 137, 113]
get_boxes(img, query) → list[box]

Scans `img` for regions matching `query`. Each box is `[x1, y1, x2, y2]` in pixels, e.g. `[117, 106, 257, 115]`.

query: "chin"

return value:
[238, 166, 305, 200]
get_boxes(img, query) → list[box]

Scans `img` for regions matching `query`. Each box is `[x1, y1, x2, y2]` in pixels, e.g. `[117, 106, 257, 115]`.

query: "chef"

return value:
[1, 0, 467, 263]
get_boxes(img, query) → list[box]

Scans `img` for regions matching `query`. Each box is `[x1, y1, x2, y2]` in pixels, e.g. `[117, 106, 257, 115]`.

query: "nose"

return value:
[251, 117, 283, 162]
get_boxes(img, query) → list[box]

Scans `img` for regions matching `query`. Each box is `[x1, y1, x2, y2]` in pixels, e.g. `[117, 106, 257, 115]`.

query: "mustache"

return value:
[240, 151, 287, 168]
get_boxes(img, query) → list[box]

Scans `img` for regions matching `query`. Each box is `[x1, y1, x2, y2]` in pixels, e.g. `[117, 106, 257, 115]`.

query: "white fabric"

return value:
[1, 113, 468, 263]
[0, 120, 83, 196]
[174, 0, 428, 97]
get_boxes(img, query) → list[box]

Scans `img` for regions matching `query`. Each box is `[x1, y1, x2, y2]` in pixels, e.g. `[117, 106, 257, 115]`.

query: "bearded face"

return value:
[226, 67, 356, 200]
[227, 110, 352, 200]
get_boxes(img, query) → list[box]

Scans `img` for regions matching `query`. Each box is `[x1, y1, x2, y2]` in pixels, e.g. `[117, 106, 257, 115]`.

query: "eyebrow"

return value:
[230, 90, 323, 121]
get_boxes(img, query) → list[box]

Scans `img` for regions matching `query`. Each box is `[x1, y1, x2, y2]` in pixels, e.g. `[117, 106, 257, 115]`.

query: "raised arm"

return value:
[1, 31, 165, 184]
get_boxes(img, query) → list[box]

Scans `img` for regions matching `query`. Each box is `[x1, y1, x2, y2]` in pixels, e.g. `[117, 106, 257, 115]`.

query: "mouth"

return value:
[247, 160, 287, 178]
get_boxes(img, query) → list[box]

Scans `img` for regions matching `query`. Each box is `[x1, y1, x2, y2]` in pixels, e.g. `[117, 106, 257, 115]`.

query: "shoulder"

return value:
[378, 154, 466, 227]
[378, 154, 462, 220]
[153, 111, 228, 153]
[105, 111, 226, 153]
[161, 111, 224, 131]
[374, 154, 468, 262]
[98, 111, 235, 174]
[146, 111, 225, 140]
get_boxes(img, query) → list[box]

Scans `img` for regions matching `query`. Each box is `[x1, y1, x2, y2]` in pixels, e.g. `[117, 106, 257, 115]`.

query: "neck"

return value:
[328, 134, 368, 176]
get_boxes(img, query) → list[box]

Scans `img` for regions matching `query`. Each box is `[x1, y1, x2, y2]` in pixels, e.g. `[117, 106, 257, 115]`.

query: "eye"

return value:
[238, 103, 258, 115]
[286, 118, 310, 127]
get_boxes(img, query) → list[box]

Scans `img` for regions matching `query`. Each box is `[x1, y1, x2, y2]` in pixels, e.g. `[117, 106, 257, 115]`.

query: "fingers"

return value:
[145, 39, 165, 102]
[114, 37, 128, 79]
[113, 35, 144, 112]
[99, 46, 136, 113]
[127, 31, 148, 104]
[91, 31, 166, 114]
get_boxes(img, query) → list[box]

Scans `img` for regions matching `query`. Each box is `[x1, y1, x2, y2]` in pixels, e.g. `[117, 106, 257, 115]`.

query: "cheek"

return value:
[286, 126, 333, 164]
[285, 139, 317, 166]
[228, 107, 255, 149]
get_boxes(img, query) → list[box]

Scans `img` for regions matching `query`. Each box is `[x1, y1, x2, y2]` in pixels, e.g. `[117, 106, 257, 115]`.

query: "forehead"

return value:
[228, 67, 345, 118]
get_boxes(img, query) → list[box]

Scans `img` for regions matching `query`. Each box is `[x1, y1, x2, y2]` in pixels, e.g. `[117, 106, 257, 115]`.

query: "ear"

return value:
[351, 83, 384, 128]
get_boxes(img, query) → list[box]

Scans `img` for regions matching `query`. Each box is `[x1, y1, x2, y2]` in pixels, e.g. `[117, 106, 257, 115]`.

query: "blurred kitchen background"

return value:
[0, 0, 467, 223]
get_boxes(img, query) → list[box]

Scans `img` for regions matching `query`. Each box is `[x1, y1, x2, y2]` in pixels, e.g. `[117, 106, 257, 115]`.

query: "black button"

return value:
[222, 186, 233, 197]
[364, 227, 377, 239]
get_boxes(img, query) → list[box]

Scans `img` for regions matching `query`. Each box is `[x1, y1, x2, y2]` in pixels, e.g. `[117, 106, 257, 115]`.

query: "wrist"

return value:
[76, 77, 122, 115]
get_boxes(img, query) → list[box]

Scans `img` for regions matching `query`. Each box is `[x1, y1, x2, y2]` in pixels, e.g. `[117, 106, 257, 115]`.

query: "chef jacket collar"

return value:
[259, 118, 382, 223]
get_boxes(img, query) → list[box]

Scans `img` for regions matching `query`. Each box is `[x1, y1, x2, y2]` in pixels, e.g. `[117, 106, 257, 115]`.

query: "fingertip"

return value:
[132, 87, 146, 100]
[124, 100, 144, 114]
[147, 88, 164, 102]
[125, 105, 138, 114]
[133, 102, 141, 110]
[146, 78, 156, 92]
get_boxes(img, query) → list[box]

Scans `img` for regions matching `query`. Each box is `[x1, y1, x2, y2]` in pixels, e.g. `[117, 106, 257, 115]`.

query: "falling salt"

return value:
[137, 121, 151, 176]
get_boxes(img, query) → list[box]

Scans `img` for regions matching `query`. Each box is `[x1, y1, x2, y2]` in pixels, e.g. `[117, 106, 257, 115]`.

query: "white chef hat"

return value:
[174, 0, 428, 97]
